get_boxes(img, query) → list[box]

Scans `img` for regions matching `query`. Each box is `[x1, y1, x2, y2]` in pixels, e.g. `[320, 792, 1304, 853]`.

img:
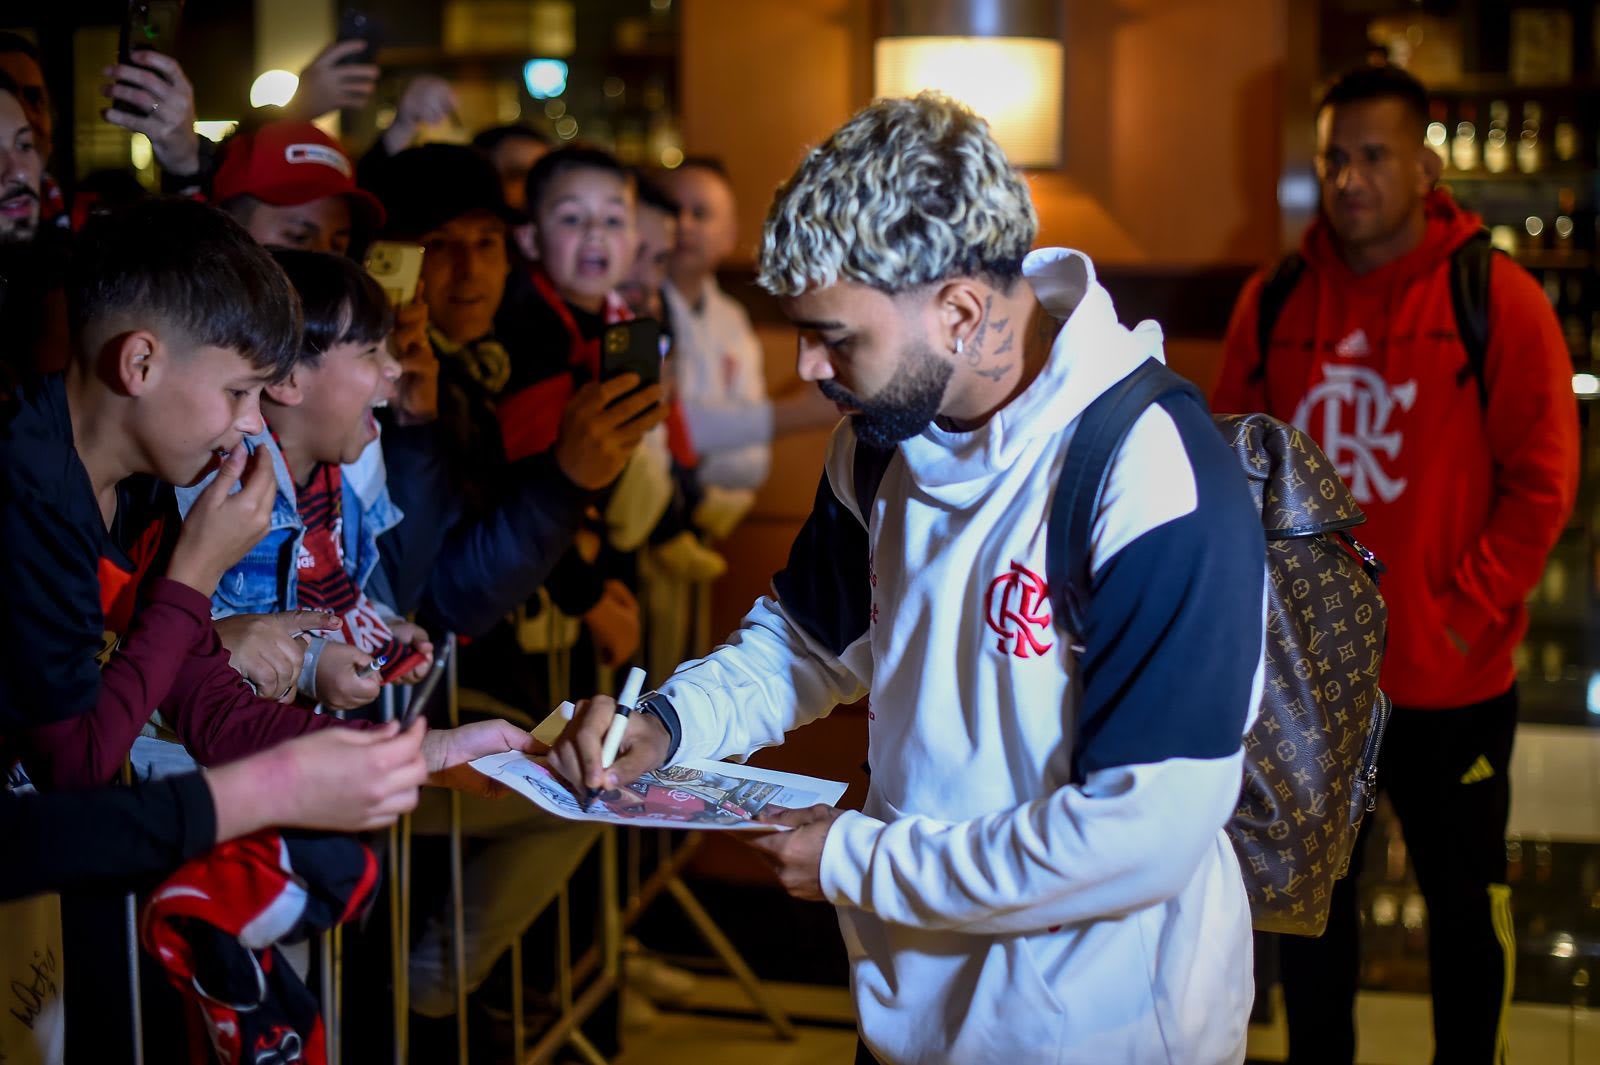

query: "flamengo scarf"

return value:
[141, 830, 378, 1065]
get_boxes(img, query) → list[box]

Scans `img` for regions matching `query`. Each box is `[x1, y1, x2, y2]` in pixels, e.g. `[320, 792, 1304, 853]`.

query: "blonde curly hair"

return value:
[757, 93, 1037, 297]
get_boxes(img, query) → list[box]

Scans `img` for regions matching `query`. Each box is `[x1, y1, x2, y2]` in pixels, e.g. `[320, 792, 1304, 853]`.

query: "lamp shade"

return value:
[874, 35, 1063, 167]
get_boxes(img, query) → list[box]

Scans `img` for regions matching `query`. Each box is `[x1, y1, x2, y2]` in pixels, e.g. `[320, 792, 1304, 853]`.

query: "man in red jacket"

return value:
[1213, 65, 1578, 1064]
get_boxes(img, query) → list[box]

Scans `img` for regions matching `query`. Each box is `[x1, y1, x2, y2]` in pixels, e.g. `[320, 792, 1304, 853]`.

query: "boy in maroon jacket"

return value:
[0, 197, 532, 792]
[1213, 66, 1579, 1064]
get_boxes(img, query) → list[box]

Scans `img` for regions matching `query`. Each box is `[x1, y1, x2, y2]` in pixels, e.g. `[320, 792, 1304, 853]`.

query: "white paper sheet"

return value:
[470, 752, 848, 831]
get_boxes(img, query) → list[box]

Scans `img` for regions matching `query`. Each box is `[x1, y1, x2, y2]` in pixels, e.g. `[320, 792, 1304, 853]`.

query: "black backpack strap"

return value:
[850, 438, 896, 530]
[1048, 359, 1204, 644]
[1448, 229, 1494, 409]
[1249, 253, 1306, 384]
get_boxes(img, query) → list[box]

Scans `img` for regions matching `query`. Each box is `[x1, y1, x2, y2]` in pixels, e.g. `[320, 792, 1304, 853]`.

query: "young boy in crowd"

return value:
[0, 197, 521, 789]
[0, 196, 530, 1064]
[363, 144, 662, 1036]
[175, 249, 430, 710]
[489, 147, 673, 698]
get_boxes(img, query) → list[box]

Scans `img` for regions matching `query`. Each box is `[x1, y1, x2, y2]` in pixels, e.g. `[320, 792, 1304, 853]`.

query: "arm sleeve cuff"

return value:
[638, 692, 682, 763]
[819, 809, 880, 909]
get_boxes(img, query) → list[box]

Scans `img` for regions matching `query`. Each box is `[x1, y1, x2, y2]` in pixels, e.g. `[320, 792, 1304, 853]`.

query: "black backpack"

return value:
[1252, 229, 1496, 407]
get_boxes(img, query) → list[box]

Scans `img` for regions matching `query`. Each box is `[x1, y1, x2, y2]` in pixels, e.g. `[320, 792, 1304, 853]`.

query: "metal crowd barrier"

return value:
[110, 574, 790, 1064]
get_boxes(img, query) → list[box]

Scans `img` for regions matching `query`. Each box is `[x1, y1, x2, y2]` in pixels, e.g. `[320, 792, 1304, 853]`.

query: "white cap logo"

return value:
[284, 142, 353, 178]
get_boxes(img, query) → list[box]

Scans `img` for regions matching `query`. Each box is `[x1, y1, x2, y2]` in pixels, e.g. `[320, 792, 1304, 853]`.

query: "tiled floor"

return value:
[608, 713, 1600, 1064]
[611, 978, 1600, 1065]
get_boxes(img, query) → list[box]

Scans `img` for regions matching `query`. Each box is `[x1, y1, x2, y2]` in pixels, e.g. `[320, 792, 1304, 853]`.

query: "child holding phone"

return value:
[176, 249, 434, 710]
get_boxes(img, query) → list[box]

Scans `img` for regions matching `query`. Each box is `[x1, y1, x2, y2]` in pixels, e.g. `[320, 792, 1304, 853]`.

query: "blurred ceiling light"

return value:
[249, 69, 299, 109]
[660, 146, 684, 168]
[192, 120, 238, 143]
[524, 58, 569, 100]
[874, 0, 1062, 168]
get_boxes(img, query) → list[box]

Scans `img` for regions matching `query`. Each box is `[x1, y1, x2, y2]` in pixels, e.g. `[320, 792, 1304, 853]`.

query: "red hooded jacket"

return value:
[1213, 189, 1579, 709]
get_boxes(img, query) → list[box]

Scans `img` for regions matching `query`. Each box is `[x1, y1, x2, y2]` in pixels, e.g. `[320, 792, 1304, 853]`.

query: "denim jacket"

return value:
[175, 432, 405, 619]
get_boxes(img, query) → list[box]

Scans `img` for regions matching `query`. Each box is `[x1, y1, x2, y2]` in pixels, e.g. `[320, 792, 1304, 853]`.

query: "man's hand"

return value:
[421, 718, 537, 798]
[100, 51, 200, 176]
[381, 75, 457, 155]
[167, 448, 275, 599]
[216, 610, 339, 701]
[554, 377, 666, 490]
[391, 288, 439, 425]
[745, 805, 844, 902]
[583, 580, 640, 669]
[314, 641, 383, 710]
[287, 40, 380, 120]
[545, 695, 671, 795]
[388, 620, 435, 684]
[208, 720, 429, 838]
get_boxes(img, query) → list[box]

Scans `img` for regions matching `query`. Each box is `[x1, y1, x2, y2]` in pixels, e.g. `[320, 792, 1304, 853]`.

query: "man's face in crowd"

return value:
[0, 89, 41, 245]
[1316, 97, 1435, 254]
[617, 203, 676, 319]
[782, 280, 955, 449]
[0, 50, 50, 162]
[269, 332, 400, 468]
[120, 336, 273, 487]
[419, 211, 510, 345]
[244, 195, 355, 256]
[489, 135, 549, 211]
[531, 166, 636, 311]
[663, 165, 737, 283]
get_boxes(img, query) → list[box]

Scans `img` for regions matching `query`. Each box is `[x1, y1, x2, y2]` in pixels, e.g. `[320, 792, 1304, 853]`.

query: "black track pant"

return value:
[1280, 685, 1518, 1065]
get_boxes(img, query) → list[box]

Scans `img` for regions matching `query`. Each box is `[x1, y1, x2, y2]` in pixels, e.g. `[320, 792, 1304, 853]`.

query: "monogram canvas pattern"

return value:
[1218, 413, 1391, 936]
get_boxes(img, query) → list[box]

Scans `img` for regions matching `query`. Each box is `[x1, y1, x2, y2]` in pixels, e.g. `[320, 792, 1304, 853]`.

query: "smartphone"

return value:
[337, 9, 381, 66]
[114, 1, 184, 118]
[365, 241, 425, 306]
[601, 318, 663, 398]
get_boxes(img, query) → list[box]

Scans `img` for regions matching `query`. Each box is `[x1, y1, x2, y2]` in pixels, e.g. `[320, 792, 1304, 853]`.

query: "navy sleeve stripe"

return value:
[1073, 394, 1264, 780]
[772, 469, 873, 658]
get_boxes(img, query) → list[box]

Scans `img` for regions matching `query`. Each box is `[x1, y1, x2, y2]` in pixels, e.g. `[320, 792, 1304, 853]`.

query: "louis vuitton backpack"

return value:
[1047, 357, 1391, 936]
[851, 356, 1393, 937]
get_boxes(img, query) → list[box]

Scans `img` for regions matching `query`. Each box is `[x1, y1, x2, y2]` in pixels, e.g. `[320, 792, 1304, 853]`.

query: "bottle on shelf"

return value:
[1554, 115, 1580, 163]
[1452, 101, 1479, 172]
[1518, 101, 1543, 174]
[1555, 187, 1578, 249]
[1485, 99, 1512, 174]
[1426, 100, 1450, 168]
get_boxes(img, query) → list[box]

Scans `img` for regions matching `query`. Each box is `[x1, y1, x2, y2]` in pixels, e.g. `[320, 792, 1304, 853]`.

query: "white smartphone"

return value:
[364, 241, 425, 306]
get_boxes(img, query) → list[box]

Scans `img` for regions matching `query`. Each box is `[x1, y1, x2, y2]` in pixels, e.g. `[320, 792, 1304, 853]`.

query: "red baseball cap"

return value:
[212, 120, 385, 232]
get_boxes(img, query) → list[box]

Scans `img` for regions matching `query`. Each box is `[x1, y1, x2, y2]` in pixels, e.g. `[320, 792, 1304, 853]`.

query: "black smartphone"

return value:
[337, 9, 381, 66]
[601, 319, 663, 398]
[114, 0, 183, 118]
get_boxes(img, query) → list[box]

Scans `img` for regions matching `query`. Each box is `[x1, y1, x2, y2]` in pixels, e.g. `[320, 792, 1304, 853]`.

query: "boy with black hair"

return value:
[365, 144, 661, 1029]
[175, 249, 428, 710]
[0, 196, 531, 790]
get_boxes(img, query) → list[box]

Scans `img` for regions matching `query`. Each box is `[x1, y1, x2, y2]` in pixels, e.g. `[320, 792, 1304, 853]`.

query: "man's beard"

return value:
[818, 340, 953, 449]
[0, 184, 39, 245]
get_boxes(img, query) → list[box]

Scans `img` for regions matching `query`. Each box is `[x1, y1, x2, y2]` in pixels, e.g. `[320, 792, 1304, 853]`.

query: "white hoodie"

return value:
[655, 249, 1266, 1064]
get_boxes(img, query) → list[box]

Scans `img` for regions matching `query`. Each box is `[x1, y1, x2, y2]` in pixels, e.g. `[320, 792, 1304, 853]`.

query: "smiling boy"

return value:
[0, 197, 531, 792]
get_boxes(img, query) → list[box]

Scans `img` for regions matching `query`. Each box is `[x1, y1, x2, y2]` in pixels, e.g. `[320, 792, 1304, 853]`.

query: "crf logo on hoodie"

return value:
[1292, 363, 1418, 504]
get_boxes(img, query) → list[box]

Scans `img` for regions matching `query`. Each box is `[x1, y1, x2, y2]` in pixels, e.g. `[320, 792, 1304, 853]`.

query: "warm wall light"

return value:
[874, 1, 1063, 168]
[876, 36, 1062, 167]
